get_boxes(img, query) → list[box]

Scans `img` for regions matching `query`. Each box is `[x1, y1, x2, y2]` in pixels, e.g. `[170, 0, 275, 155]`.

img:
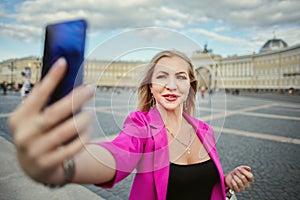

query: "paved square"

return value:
[1, 90, 300, 199]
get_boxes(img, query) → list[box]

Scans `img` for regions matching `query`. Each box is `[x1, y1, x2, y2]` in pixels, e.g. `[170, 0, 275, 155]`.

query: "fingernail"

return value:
[244, 166, 251, 171]
[56, 57, 67, 66]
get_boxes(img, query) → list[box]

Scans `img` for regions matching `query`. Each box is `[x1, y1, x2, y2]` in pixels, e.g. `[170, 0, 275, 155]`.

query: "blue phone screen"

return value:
[42, 19, 87, 106]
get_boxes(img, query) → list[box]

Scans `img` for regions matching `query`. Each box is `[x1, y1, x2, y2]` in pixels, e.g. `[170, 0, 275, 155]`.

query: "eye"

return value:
[177, 75, 187, 80]
[156, 74, 166, 79]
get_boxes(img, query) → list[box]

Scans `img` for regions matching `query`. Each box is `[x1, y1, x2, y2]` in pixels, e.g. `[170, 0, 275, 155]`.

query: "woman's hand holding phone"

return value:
[9, 58, 94, 185]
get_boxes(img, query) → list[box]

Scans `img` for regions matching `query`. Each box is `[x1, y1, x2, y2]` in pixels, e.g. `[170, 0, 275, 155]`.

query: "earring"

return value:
[151, 95, 156, 108]
[183, 101, 187, 111]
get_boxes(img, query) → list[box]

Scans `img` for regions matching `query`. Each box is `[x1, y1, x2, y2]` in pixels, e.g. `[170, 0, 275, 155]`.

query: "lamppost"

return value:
[8, 61, 16, 87]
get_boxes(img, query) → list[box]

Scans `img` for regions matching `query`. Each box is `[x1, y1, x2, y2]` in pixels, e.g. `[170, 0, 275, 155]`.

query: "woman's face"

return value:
[150, 56, 191, 112]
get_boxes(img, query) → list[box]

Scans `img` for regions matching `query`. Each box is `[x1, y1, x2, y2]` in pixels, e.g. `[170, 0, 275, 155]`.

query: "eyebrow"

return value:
[176, 71, 188, 75]
[155, 70, 188, 75]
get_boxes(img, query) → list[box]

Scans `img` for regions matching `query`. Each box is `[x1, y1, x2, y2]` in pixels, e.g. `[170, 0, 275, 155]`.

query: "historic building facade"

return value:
[84, 60, 145, 88]
[0, 57, 41, 90]
[192, 38, 300, 94]
[1, 38, 299, 93]
[0, 57, 145, 90]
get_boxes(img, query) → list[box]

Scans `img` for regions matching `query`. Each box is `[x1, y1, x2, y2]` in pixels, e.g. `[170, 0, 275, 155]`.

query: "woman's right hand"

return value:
[8, 58, 95, 185]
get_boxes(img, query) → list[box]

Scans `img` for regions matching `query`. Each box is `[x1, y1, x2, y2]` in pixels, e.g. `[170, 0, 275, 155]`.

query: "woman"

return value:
[9, 50, 253, 200]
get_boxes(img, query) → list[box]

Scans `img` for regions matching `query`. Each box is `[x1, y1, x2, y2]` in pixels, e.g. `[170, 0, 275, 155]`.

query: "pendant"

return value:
[187, 147, 191, 154]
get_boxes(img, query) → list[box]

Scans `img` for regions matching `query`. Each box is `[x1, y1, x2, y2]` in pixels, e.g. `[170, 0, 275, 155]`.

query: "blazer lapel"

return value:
[184, 113, 226, 199]
[148, 108, 170, 200]
[183, 113, 216, 155]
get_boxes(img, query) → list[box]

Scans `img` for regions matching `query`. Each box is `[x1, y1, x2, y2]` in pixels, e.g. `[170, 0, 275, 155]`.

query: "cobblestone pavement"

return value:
[1, 90, 300, 200]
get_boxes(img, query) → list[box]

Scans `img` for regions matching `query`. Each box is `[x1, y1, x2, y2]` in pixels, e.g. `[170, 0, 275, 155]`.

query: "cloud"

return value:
[0, 6, 5, 17]
[13, 0, 161, 27]
[3, 1, 300, 36]
[0, 23, 42, 42]
[160, 6, 188, 20]
[0, 0, 299, 58]
[251, 27, 300, 47]
[1, 0, 192, 41]
[169, 0, 300, 28]
[213, 26, 231, 32]
[189, 28, 255, 47]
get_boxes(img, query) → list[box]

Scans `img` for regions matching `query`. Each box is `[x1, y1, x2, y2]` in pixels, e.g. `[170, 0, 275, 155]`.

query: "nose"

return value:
[165, 77, 177, 90]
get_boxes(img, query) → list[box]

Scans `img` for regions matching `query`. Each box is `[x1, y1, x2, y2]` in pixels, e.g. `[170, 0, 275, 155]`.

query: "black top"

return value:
[166, 159, 219, 200]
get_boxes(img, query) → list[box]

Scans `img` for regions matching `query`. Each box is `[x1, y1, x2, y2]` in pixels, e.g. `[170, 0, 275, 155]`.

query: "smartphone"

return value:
[41, 19, 87, 106]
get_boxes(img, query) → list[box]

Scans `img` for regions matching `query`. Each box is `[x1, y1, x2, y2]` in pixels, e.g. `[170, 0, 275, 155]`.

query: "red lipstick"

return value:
[162, 94, 178, 102]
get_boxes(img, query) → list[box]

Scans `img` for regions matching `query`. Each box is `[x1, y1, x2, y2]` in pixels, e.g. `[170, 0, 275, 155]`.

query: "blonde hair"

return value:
[137, 50, 198, 115]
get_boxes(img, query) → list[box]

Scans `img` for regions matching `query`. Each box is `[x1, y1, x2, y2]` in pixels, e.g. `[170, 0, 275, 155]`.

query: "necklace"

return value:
[166, 127, 192, 154]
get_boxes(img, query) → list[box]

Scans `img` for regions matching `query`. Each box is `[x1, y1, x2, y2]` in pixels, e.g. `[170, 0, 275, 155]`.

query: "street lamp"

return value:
[8, 61, 16, 86]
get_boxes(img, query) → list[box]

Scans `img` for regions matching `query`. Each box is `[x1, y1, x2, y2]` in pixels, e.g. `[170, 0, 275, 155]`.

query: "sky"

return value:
[0, 0, 300, 62]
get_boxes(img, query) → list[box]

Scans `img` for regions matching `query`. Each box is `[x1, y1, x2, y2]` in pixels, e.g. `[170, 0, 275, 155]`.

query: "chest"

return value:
[168, 130, 211, 164]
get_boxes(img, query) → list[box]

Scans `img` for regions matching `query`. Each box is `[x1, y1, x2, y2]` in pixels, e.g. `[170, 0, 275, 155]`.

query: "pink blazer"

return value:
[96, 107, 226, 200]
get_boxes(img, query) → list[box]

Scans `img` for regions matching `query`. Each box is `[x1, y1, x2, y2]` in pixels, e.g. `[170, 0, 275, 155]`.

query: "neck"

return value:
[156, 105, 183, 129]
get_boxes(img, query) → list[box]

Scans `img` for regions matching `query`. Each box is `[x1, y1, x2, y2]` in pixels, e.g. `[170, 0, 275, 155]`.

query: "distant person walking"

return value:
[21, 67, 32, 100]
[201, 86, 206, 99]
[2, 81, 8, 95]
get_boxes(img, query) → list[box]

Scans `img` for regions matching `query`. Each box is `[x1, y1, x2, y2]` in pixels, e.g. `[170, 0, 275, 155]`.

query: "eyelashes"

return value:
[155, 74, 187, 80]
[156, 75, 166, 79]
[177, 75, 187, 80]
